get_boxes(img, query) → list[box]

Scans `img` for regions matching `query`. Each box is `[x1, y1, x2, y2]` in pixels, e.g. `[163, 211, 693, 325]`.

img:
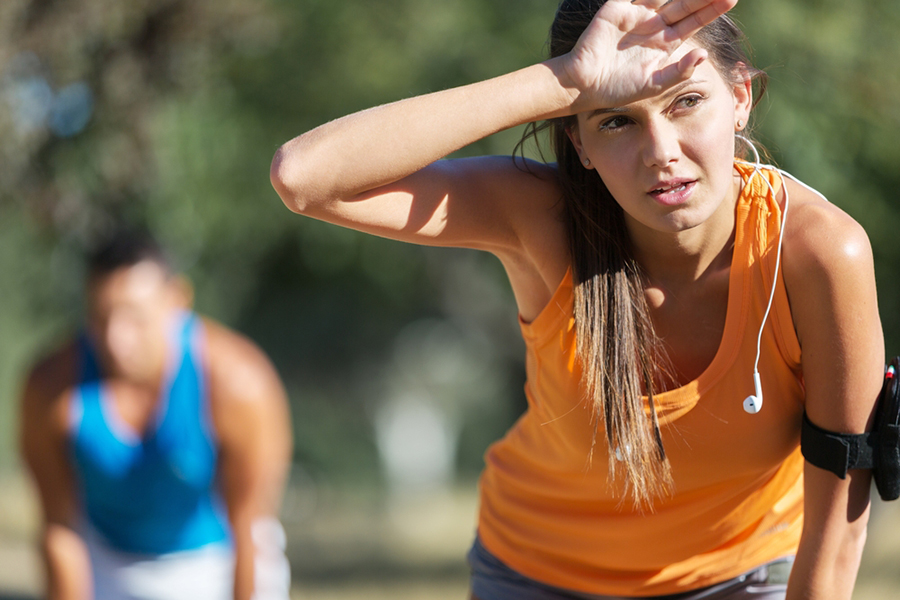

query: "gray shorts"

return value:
[468, 536, 793, 600]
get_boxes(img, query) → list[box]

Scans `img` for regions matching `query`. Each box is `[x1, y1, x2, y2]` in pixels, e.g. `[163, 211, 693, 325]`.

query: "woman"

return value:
[270, 0, 883, 598]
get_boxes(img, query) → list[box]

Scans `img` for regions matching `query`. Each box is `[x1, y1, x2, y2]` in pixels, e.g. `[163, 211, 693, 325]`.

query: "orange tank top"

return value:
[477, 162, 805, 596]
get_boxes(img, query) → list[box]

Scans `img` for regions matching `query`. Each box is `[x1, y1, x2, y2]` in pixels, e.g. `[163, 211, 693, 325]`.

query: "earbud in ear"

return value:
[743, 372, 763, 414]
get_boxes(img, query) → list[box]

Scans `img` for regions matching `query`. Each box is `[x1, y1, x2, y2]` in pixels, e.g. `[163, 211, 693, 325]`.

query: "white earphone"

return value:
[736, 136, 789, 415]
[743, 371, 764, 415]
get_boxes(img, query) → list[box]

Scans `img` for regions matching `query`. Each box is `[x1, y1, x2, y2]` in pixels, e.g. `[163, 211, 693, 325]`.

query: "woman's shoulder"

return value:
[457, 155, 567, 253]
[781, 176, 872, 275]
[780, 175, 875, 312]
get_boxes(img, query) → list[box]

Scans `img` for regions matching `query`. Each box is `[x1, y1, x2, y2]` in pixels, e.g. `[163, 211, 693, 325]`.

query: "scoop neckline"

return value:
[518, 162, 770, 408]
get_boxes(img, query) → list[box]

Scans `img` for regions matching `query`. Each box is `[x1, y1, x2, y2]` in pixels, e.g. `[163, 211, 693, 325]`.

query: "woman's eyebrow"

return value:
[587, 79, 708, 119]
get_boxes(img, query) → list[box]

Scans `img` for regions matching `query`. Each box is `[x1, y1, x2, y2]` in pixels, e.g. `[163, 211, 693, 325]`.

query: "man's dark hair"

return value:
[87, 228, 173, 278]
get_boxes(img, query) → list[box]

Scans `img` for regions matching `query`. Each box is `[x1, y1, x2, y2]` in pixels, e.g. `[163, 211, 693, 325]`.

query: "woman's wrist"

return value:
[537, 54, 586, 119]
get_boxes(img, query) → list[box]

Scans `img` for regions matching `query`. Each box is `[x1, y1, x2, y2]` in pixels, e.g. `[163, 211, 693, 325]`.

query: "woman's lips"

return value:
[648, 180, 697, 206]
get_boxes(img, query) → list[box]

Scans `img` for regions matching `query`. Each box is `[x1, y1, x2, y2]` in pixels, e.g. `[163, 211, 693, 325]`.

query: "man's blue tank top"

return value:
[69, 312, 231, 554]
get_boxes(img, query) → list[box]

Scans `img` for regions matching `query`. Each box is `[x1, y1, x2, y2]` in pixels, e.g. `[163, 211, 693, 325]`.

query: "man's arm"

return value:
[205, 321, 293, 600]
[19, 347, 93, 600]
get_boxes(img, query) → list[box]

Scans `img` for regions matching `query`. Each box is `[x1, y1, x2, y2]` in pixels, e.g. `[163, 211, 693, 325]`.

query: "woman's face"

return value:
[568, 43, 752, 240]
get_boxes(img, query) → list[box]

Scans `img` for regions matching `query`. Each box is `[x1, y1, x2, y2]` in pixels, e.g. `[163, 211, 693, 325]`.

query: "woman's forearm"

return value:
[270, 57, 576, 213]
[786, 490, 870, 599]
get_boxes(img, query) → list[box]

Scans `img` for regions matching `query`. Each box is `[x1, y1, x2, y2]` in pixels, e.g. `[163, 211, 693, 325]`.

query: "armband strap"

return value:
[800, 413, 875, 479]
[799, 358, 900, 500]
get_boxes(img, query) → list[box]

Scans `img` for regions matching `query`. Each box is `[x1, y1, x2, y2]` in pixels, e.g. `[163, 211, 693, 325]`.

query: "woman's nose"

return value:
[641, 119, 680, 169]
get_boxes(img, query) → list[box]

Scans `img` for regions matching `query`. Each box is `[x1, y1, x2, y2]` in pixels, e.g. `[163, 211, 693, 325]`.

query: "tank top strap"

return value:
[70, 335, 102, 435]
[155, 312, 218, 455]
[69, 380, 99, 438]
[734, 162, 802, 373]
[76, 333, 102, 384]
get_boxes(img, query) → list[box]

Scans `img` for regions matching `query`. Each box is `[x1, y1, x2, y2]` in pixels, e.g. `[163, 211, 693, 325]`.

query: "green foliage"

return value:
[2, 0, 899, 478]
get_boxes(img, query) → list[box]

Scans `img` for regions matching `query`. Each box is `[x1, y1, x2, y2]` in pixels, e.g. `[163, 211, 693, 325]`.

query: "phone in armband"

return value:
[800, 356, 900, 501]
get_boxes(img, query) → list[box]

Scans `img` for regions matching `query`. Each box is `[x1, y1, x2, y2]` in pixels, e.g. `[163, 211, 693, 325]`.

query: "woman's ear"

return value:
[732, 63, 754, 131]
[566, 123, 593, 170]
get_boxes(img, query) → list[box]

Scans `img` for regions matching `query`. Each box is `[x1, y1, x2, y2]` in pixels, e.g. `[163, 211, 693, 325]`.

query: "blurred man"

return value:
[20, 230, 293, 600]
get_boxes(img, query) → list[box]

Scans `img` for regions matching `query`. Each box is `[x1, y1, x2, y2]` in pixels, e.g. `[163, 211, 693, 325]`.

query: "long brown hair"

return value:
[517, 0, 768, 507]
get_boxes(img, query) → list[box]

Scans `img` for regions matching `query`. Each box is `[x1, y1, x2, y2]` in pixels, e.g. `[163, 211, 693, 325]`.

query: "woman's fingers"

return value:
[659, 0, 738, 38]
[630, 0, 670, 9]
[651, 47, 708, 91]
[619, 0, 737, 45]
[571, 0, 734, 108]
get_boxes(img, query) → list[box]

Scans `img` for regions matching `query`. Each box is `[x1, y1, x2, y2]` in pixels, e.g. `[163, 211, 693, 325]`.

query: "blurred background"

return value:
[1, 0, 899, 597]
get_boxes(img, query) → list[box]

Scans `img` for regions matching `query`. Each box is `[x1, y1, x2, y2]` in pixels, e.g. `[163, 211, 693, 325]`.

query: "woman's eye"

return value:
[676, 95, 703, 110]
[599, 116, 630, 132]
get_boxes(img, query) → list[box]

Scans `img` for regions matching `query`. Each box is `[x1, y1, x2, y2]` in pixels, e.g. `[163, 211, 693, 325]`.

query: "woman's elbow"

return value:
[271, 141, 335, 215]
[269, 145, 308, 214]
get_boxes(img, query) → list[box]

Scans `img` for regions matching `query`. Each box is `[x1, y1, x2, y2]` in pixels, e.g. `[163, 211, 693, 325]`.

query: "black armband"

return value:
[800, 357, 900, 501]
[800, 414, 874, 478]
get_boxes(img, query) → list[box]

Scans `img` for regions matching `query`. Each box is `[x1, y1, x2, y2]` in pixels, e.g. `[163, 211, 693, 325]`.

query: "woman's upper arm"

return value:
[273, 154, 562, 254]
[782, 184, 884, 433]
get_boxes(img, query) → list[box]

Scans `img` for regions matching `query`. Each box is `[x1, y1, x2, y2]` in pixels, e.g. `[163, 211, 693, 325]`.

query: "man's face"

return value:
[86, 261, 187, 384]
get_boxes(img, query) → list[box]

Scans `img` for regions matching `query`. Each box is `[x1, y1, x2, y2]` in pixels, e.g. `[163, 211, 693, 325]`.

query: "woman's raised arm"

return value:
[268, 0, 737, 251]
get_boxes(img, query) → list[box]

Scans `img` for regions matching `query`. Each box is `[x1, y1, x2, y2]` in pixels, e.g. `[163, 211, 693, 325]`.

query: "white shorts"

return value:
[82, 522, 233, 600]
[82, 518, 291, 600]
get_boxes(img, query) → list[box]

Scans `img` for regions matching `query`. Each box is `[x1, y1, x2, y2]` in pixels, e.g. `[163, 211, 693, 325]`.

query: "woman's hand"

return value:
[561, 0, 738, 113]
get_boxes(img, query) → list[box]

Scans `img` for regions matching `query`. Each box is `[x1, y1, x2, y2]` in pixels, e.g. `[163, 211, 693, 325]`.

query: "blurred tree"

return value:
[1, 0, 302, 467]
[0, 0, 544, 475]
[1, 0, 898, 486]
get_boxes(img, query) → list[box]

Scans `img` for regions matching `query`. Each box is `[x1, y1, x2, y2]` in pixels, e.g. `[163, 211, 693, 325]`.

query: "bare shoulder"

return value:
[203, 318, 285, 425]
[463, 156, 562, 224]
[20, 341, 80, 480]
[200, 318, 285, 410]
[781, 177, 874, 287]
[20, 341, 84, 523]
[200, 318, 291, 466]
[779, 176, 883, 433]
[780, 175, 880, 368]
[453, 157, 570, 307]
[21, 341, 78, 425]
[402, 155, 568, 320]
